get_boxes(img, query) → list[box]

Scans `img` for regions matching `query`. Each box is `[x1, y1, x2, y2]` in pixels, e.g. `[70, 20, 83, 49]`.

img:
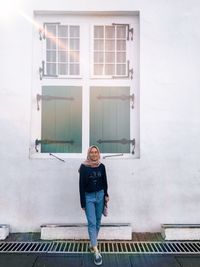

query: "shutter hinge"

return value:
[127, 60, 133, 80]
[36, 94, 74, 111]
[97, 138, 135, 154]
[39, 61, 45, 80]
[97, 93, 134, 109]
[39, 26, 45, 40]
[35, 139, 74, 152]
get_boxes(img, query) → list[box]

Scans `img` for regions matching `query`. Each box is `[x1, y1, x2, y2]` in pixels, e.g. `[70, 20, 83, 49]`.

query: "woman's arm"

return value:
[102, 164, 109, 202]
[79, 165, 86, 209]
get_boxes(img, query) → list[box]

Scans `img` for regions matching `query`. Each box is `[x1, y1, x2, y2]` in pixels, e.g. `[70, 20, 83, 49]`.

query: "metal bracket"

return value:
[112, 23, 133, 41]
[97, 93, 134, 109]
[97, 138, 135, 155]
[39, 22, 61, 40]
[127, 60, 133, 80]
[39, 61, 45, 80]
[112, 60, 133, 80]
[39, 61, 58, 80]
[39, 27, 45, 40]
[36, 94, 74, 111]
[103, 154, 124, 159]
[35, 139, 74, 152]
[97, 138, 134, 145]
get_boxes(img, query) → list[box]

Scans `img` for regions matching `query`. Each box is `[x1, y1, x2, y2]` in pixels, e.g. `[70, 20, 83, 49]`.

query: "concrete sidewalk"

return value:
[0, 253, 200, 267]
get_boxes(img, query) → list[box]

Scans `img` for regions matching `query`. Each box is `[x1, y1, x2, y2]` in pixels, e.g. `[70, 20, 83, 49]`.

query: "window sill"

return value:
[29, 152, 138, 160]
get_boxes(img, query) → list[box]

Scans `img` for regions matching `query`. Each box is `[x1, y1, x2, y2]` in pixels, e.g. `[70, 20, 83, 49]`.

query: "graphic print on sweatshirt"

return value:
[88, 171, 102, 186]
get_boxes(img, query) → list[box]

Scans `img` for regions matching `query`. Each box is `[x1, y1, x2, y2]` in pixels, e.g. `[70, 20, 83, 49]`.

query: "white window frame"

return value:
[91, 24, 129, 79]
[30, 11, 140, 159]
[43, 23, 81, 78]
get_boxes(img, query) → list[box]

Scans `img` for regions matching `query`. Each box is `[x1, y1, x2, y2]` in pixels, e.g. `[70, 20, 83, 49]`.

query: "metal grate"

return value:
[0, 242, 51, 253]
[0, 241, 200, 254]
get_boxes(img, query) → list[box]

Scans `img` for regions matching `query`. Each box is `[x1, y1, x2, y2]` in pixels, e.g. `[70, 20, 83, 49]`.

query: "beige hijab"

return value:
[83, 145, 101, 168]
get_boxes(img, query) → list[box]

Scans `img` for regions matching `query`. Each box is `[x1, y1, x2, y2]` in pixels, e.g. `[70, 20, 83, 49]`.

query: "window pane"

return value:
[70, 26, 80, 37]
[94, 26, 104, 38]
[58, 38, 68, 50]
[46, 38, 56, 49]
[58, 51, 68, 63]
[94, 52, 104, 63]
[94, 64, 104, 75]
[117, 40, 126, 50]
[46, 63, 56, 76]
[46, 25, 56, 38]
[70, 51, 79, 63]
[47, 51, 56, 62]
[117, 64, 126, 75]
[105, 52, 115, 63]
[105, 64, 115, 75]
[58, 25, 68, 37]
[70, 64, 79, 75]
[105, 26, 115, 38]
[58, 63, 68, 75]
[41, 86, 82, 153]
[94, 40, 104, 51]
[117, 52, 126, 63]
[90, 87, 130, 153]
[105, 40, 115, 51]
[116, 25, 126, 38]
[70, 39, 79, 50]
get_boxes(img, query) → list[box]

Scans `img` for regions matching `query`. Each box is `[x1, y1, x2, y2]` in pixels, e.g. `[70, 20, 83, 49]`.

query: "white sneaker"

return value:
[94, 251, 102, 265]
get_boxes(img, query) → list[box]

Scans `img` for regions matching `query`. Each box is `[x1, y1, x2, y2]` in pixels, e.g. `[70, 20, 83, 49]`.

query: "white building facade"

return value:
[0, 0, 200, 233]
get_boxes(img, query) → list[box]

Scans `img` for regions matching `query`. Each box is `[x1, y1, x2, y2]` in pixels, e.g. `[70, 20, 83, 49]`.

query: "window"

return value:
[32, 12, 139, 158]
[40, 23, 80, 78]
[93, 25, 127, 77]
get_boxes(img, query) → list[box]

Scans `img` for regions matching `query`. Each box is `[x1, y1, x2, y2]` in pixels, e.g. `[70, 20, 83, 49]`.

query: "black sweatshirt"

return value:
[79, 163, 109, 208]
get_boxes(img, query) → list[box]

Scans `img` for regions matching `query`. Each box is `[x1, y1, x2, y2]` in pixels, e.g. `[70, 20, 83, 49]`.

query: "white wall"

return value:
[1, 0, 200, 232]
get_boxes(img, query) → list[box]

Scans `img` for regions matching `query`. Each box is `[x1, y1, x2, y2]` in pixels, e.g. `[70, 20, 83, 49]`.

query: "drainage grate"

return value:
[0, 242, 51, 253]
[0, 241, 200, 254]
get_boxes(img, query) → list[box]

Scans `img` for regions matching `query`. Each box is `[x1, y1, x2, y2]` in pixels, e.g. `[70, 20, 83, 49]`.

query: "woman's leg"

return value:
[85, 193, 98, 247]
[95, 190, 104, 237]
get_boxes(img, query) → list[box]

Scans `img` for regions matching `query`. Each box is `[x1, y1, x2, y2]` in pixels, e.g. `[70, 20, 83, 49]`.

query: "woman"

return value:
[79, 145, 109, 266]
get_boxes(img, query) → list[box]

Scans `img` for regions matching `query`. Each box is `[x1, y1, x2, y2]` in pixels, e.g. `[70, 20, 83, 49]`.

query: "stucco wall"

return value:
[1, 0, 200, 232]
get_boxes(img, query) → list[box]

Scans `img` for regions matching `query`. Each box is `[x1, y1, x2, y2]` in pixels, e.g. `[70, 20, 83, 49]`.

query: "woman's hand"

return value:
[105, 196, 109, 203]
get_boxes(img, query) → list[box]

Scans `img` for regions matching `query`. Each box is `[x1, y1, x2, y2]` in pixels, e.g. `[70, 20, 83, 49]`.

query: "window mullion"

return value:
[114, 25, 117, 76]
[56, 24, 58, 76]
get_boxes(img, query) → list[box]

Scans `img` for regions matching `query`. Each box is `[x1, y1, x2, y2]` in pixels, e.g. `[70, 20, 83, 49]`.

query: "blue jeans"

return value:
[85, 190, 104, 247]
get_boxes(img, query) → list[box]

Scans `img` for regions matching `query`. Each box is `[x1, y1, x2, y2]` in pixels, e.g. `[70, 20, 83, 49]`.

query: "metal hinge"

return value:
[39, 27, 45, 40]
[112, 60, 133, 80]
[35, 139, 74, 152]
[97, 138, 135, 154]
[112, 23, 133, 41]
[97, 93, 134, 109]
[39, 22, 60, 40]
[39, 61, 58, 80]
[127, 60, 133, 80]
[36, 94, 74, 111]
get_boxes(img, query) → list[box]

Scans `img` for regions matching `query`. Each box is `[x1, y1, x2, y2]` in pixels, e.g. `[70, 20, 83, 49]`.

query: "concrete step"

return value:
[161, 224, 200, 240]
[0, 224, 9, 240]
[41, 223, 132, 240]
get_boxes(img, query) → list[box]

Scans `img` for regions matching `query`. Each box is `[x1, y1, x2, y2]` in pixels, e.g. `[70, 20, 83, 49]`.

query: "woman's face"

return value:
[89, 147, 99, 161]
